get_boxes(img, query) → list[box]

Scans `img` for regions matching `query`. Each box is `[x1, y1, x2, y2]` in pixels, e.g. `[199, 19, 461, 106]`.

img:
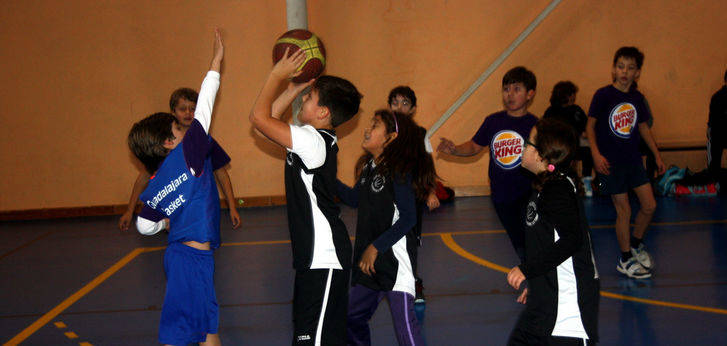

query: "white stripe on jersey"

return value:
[551, 229, 588, 339]
[300, 169, 342, 269]
[390, 203, 416, 296]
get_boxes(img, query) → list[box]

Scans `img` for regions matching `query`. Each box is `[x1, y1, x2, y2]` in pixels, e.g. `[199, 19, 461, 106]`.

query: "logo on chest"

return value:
[491, 130, 524, 169]
[609, 102, 637, 138]
[525, 200, 539, 227]
[371, 174, 385, 193]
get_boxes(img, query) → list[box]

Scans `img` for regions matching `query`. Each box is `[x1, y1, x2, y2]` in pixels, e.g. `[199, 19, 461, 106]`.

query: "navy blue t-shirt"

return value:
[588, 85, 651, 165]
[471, 111, 538, 204]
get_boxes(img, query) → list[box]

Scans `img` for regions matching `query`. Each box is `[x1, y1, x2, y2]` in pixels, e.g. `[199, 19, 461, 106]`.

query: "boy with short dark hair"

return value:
[437, 66, 538, 262]
[119, 86, 240, 232]
[586, 46, 665, 279]
[129, 30, 224, 346]
[249, 48, 361, 345]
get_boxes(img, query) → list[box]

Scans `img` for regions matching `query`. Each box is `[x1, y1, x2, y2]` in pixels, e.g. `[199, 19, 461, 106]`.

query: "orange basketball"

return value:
[272, 29, 326, 83]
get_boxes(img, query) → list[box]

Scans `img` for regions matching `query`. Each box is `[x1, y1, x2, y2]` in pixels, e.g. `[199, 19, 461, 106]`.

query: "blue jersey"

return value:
[139, 120, 221, 248]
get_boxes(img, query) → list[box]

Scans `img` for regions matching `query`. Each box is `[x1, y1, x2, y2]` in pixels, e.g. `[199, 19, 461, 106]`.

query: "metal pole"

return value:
[425, 0, 562, 148]
[286, 0, 308, 124]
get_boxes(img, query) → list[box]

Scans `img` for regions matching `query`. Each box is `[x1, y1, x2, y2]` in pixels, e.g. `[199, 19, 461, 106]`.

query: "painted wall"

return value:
[1, 1, 725, 211]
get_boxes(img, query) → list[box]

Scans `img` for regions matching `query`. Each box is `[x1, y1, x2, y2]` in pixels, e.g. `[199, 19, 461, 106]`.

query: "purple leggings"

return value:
[347, 284, 425, 346]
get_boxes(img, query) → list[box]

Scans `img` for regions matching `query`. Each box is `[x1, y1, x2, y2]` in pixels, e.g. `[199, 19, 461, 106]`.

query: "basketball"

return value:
[272, 29, 326, 83]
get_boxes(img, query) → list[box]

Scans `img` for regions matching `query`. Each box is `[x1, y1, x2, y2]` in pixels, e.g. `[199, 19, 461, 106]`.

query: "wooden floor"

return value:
[1, 195, 726, 345]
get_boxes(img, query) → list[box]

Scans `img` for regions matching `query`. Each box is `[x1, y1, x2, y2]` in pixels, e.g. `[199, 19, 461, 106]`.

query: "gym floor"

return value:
[2, 195, 726, 345]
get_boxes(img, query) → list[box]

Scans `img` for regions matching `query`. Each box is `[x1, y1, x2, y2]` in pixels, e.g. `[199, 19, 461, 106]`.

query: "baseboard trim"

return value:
[0, 186, 491, 221]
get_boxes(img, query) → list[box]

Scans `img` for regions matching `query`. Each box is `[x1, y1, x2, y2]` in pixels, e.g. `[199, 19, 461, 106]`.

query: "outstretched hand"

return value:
[210, 28, 224, 72]
[272, 47, 307, 80]
[437, 138, 456, 155]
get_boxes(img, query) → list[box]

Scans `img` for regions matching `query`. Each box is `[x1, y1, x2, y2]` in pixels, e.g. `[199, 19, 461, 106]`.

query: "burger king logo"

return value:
[491, 130, 523, 169]
[609, 103, 637, 138]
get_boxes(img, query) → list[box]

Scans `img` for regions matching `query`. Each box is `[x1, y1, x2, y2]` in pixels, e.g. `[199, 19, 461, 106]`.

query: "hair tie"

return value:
[547, 164, 555, 172]
[392, 113, 399, 133]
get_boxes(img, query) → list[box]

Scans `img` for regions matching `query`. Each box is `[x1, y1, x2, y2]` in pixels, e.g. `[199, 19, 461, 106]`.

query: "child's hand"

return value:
[229, 208, 241, 229]
[359, 244, 378, 276]
[118, 211, 133, 231]
[272, 47, 307, 80]
[593, 153, 610, 175]
[655, 156, 666, 175]
[516, 288, 528, 304]
[426, 191, 440, 211]
[210, 28, 224, 72]
[437, 138, 456, 155]
[507, 266, 526, 290]
[286, 78, 316, 97]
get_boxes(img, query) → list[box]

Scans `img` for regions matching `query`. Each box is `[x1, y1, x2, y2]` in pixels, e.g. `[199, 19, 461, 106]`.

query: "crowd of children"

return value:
[122, 26, 691, 345]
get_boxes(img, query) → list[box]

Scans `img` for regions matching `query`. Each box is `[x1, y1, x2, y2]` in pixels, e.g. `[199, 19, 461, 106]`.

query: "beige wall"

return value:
[1, 1, 725, 211]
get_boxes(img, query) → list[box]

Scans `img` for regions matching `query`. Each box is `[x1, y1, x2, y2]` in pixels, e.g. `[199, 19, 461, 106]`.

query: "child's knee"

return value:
[640, 200, 657, 214]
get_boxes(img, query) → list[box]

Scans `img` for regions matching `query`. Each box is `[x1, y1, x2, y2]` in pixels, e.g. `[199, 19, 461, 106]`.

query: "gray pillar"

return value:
[286, 0, 308, 124]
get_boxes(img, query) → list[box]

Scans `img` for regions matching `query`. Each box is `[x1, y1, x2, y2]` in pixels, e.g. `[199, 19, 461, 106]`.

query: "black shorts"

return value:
[597, 162, 649, 195]
[293, 268, 350, 345]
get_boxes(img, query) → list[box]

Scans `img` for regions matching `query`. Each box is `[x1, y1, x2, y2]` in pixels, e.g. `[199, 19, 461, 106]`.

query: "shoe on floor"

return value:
[630, 243, 654, 270]
[617, 256, 652, 279]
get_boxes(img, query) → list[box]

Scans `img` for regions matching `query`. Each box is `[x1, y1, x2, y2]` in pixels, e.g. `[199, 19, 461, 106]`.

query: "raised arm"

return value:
[195, 29, 224, 133]
[249, 48, 310, 149]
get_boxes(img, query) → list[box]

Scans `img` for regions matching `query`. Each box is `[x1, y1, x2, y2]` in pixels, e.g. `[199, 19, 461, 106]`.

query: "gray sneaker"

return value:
[631, 243, 654, 270]
[617, 256, 652, 279]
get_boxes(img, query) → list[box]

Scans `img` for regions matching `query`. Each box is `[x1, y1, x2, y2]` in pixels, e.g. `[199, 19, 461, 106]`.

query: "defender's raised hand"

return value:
[210, 28, 224, 72]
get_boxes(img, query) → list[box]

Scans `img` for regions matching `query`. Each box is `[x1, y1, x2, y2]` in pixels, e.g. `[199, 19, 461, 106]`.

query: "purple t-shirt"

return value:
[209, 137, 230, 171]
[587, 85, 651, 165]
[472, 111, 538, 204]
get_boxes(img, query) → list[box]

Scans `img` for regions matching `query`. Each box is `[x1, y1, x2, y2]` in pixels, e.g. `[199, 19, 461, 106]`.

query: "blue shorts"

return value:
[160, 242, 218, 345]
[597, 162, 649, 195]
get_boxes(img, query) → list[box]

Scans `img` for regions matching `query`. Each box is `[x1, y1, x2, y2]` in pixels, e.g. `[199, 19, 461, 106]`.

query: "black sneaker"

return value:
[415, 278, 425, 303]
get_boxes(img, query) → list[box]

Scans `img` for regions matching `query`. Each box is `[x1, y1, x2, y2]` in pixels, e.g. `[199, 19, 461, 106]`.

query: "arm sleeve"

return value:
[471, 116, 491, 147]
[587, 90, 602, 119]
[209, 137, 231, 171]
[336, 179, 360, 207]
[182, 121, 212, 177]
[518, 180, 583, 278]
[195, 70, 220, 133]
[372, 174, 417, 252]
[289, 124, 327, 170]
[136, 206, 167, 235]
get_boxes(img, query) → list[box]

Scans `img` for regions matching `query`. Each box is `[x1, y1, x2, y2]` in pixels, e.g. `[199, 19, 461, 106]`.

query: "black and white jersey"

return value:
[337, 161, 418, 296]
[285, 125, 352, 271]
[517, 176, 600, 342]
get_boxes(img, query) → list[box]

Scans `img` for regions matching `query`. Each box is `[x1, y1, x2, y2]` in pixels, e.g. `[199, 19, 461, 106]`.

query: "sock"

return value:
[630, 236, 642, 249]
[621, 251, 632, 261]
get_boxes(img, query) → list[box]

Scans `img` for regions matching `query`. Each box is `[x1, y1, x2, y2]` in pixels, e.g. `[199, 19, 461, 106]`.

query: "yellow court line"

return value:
[439, 233, 727, 315]
[4, 248, 146, 346]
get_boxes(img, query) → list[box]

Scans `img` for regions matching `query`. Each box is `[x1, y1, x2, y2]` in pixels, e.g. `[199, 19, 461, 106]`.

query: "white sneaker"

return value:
[617, 256, 652, 279]
[631, 243, 654, 270]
